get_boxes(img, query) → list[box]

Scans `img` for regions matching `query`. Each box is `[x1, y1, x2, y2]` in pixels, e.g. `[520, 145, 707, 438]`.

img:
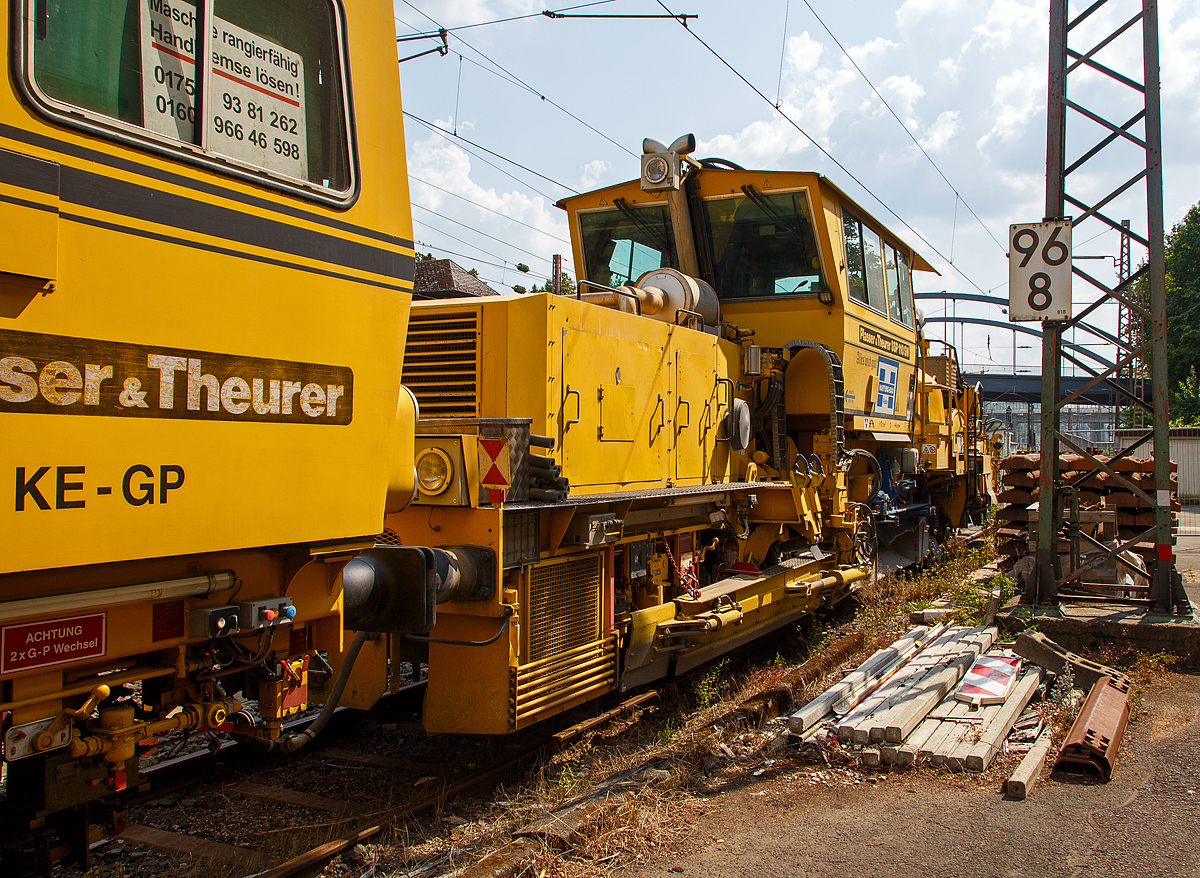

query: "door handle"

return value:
[565, 385, 581, 428]
[677, 398, 691, 429]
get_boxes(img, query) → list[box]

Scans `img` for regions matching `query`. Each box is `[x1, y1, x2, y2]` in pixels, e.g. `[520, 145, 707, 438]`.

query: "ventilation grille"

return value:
[527, 555, 602, 663]
[375, 528, 403, 546]
[402, 310, 480, 417]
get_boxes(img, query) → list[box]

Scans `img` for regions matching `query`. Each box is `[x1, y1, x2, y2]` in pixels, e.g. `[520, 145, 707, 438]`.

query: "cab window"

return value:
[577, 202, 679, 287]
[701, 189, 827, 300]
[842, 207, 887, 314]
[26, 0, 352, 197]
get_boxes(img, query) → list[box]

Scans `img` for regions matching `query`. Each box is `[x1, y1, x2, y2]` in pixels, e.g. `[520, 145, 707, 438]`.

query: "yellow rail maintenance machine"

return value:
[386, 135, 998, 737]
[0, 0, 433, 866]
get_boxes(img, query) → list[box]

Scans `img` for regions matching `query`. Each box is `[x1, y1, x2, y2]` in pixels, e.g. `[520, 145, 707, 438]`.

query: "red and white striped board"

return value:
[954, 651, 1022, 706]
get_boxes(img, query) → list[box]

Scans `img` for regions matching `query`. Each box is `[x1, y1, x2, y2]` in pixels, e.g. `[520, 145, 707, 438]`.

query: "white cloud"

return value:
[976, 63, 1045, 148]
[1161, 2, 1200, 104]
[696, 113, 812, 167]
[579, 159, 610, 189]
[972, 0, 1048, 53]
[408, 126, 571, 275]
[847, 36, 898, 64]
[939, 57, 964, 81]
[785, 31, 825, 74]
[880, 74, 926, 125]
[897, 0, 967, 28]
[919, 110, 960, 152]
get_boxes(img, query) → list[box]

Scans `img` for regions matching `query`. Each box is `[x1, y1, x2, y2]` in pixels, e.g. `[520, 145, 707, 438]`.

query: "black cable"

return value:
[404, 112, 577, 195]
[398, 1, 637, 159]
[401, 1, 616, 36]
[405, 606, 514, 646]
[653, 0, 992, 297]
[410, 175, 573, 246]
[408, 121, 560, 203]
[412, 203, 560, 266]
[797, 0, 1007, 256]
[414, 239, 551, 282]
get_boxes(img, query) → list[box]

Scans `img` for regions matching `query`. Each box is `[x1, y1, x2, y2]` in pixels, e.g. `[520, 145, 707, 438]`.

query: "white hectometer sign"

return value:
[139, 0, 308, 180]
[1008, 221, 1072, 322]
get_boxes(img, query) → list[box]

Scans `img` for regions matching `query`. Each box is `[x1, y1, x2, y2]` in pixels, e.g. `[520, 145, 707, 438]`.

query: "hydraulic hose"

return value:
[844, 448, 883, 505]
[250, 629, 372, 754]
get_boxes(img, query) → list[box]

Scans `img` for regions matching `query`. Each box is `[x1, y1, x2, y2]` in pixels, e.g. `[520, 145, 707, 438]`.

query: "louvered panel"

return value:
[402, 309, 480, 417]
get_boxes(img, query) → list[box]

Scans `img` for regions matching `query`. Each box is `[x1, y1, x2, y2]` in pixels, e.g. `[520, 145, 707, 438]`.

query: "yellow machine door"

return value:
[673, 348, 716, 484]
[561, 329, 665, 489]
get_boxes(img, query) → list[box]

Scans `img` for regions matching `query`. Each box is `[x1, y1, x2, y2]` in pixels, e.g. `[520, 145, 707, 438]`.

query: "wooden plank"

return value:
[226, 782, 367, 815]
[870, 628, 995, 744]
[896, 716, 942, 767]
[834, 626, 953, 743]
[790, 627, 931, 733]
[1006, 728, 1054, 799]
[882, 628, 997, 743]
[965, 669, 1044, 772]
[855, 627, 979, 743]
[120, 824, 266, 870]
[315, 747, 439, 775]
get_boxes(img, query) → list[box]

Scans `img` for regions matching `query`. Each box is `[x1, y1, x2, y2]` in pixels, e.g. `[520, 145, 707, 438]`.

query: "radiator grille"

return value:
[527, 555, 602, 663]
[402, 310, 480, 417]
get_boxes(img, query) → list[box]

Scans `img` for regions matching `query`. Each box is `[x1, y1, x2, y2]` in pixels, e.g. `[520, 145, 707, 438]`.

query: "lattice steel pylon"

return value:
[1113, 219, 1142, 432]
[1032, 0, 1187, 613]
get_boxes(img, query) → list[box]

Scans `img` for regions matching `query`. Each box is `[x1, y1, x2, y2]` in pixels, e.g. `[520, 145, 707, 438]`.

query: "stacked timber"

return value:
[996, 452, 1178, 571]
[789, 625, 1047, 771]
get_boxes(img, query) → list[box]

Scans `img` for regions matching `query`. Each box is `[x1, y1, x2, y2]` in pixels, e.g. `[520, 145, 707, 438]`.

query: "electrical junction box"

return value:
[190, 605, 241, 638]
[564, 513, 622, 548]
[237, 597, 296, 630]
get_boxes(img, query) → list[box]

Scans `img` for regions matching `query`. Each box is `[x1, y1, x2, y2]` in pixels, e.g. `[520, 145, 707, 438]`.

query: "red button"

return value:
[262, 609, 277, 621]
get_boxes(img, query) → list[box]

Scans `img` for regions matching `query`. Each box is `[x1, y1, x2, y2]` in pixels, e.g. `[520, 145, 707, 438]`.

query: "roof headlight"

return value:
[643, 155, 670, 185]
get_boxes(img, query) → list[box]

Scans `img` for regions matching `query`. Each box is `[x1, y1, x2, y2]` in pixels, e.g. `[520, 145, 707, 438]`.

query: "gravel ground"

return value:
[623, 670, 1200, 878]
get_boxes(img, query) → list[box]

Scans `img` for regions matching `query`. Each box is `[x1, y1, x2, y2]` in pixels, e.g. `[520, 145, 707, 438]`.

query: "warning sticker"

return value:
[478, 438, 511, 488]
[2, 613, 107, 674]
[140, 0, 199, 142]
[139, 0, 308, 179]
[207, 15, 308, 178]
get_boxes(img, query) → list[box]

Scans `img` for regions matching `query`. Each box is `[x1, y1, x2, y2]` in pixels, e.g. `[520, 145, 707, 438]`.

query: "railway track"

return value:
[42, 686, 659, 878]
[41, 534, 995, 878]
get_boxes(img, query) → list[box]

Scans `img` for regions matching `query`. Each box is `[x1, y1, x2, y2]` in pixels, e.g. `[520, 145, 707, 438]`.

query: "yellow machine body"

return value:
[0, 0, 415, 838]
[393, 162, 997, 736]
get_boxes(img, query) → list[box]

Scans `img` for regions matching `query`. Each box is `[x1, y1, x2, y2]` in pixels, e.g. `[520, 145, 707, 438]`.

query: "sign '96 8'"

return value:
[1008, 221, 1072, 322]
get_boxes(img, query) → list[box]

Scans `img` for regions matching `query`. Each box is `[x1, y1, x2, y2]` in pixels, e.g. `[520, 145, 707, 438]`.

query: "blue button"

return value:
[283, 605, 297, 620]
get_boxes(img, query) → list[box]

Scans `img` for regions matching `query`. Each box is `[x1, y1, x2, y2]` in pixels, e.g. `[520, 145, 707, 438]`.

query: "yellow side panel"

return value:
[561, 326, 666, 488]
[0, 1, 415, 574]
[0, 148, 57, 285]
[422, 614, 514, 735]
[673, 349, 715, 484]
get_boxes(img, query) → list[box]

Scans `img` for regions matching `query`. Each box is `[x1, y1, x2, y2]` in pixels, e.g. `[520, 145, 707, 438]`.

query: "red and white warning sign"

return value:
[2, 613, 107, 674]
[478, 438, 511, 488]
[954, 651, 1021, 706]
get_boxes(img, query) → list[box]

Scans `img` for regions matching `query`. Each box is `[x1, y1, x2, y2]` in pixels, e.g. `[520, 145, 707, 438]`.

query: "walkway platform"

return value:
[995, 598, 1200, 668]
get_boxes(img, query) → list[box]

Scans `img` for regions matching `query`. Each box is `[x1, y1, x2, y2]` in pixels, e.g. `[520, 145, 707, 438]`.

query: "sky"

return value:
[394, 0, 1200, 377]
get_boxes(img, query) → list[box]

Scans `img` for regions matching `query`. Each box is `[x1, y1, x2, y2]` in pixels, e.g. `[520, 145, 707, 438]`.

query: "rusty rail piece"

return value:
[1054, 675, 1131, 781]
[250, 691, 659, 878]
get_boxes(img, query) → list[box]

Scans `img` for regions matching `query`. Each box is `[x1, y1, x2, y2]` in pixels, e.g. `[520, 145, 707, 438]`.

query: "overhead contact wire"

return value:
[409, 176, 572, 246]
[404, 111, 579, 195]
[412, 203, 564, 266]
[653, 0, 990, 296]
[797, 0, 1008, 256]
[399, 1, 637, 159]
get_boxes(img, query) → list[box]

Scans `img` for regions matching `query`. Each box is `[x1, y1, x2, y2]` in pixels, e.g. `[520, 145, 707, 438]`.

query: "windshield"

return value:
[702, 188, 827, 300]
[577, 201, 679, 287]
